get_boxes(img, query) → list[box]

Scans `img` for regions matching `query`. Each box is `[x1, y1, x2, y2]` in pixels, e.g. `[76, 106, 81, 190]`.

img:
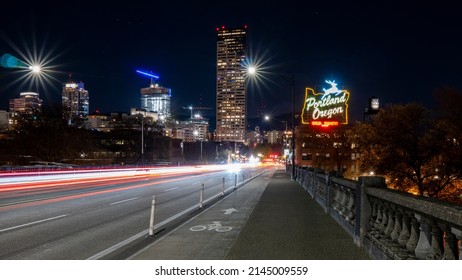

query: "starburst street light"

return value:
[28, 65, 41, 73]
[0, 33, 62, 97]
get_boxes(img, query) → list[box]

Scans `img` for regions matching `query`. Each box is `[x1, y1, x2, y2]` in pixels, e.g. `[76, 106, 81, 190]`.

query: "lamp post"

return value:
[193, 130, 202, 163]
[264, 115, 288, 168]
[139, 112, 148, 164]
[248, 67, 296, 180]
[289, 74, 296, 181]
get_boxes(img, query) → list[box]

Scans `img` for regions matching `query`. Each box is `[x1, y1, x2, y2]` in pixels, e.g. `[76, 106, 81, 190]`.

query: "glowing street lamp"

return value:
[264, 115, 288, 132]
[28, 65, 41, 74]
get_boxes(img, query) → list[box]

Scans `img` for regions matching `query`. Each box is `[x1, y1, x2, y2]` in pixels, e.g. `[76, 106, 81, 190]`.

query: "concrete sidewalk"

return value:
[226, 170, 370, 259]
[130, 168, 370, 260]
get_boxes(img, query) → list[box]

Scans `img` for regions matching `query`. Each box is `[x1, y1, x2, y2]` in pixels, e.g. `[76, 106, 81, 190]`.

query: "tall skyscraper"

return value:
[140, 83, 171, 119]
[215, 25, 248, 143]
[62, 81, 89, 124]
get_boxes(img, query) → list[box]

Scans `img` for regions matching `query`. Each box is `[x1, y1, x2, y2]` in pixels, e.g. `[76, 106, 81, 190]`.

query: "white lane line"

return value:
[110, 197, 139, 205]
[165, 187, 180, 192]
[0, 214, 68, 233]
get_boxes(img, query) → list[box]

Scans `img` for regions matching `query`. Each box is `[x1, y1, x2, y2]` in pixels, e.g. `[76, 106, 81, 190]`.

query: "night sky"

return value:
[1, 1, 461, 124]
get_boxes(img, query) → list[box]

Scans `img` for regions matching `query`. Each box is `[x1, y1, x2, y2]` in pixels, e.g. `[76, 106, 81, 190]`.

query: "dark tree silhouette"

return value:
[354, 103, 462, 201]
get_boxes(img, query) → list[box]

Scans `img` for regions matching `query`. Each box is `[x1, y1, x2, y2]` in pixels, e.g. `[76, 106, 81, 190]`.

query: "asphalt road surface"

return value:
[0, 165, 264, 259]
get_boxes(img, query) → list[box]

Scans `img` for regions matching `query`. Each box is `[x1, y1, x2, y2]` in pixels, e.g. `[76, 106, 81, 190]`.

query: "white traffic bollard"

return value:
[222, 177, 225, 196]
[199, 183, 204, 208]
[149, 195, 156, 236]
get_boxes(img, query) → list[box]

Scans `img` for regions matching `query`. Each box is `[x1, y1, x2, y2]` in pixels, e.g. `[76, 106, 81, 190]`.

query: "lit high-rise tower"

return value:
[62, 81, 89, 124]
[215, 25, 248, 143]
[140, 83, 171, 119]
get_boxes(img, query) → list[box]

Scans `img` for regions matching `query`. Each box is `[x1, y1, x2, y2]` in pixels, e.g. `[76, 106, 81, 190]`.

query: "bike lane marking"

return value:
[189, 221, 233, 232]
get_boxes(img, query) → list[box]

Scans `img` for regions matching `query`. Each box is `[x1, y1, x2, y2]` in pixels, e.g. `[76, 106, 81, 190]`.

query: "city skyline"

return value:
[1, 1, 461, 123]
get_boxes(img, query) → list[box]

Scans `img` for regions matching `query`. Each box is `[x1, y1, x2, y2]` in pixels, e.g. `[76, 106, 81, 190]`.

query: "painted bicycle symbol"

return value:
[189, 221, 232, 232]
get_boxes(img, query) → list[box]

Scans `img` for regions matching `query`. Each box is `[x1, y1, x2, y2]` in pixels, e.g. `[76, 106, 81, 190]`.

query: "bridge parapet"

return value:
[295, 167, 462, 260]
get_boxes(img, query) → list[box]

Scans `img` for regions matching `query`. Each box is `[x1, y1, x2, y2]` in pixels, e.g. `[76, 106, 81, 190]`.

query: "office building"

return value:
[62, 82, 89, 124]
[140, 83, 171, 119]
[9, 92, 43, 115]
[9, 92, 43, 127]
[215, 25, 248, 143]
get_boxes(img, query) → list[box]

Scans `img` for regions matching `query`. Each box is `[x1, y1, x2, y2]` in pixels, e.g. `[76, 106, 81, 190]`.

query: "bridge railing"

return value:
[295, 167, 462, 260]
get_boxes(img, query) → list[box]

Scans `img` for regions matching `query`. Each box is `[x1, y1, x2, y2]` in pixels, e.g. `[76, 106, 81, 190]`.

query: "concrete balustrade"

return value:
[295, 167, 462, 260]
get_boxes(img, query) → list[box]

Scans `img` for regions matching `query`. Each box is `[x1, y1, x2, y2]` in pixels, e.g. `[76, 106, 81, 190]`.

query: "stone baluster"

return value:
[307, 172, 314, 194]
[346, 191, 355, 222]
[304, 173, 310, 192]
[414, 214, 432, 259]
[332, 186, 341, 211]
[389, 209, 411, 259]
[450, 227, 461, 260]
[384, 206, 395, 238]
[397, 212, 411, 247]
[441, 226, 458, 260]
[317, 180, 324, 198]
[426, 222, 443, 259]
[390, 209, 402, 242]
[379, 204, 388, 233]
[333, 186, 342, 211]
[368, 199, 381, 239]
[315, 175, 320, 196]
[406, 215, 419, 256]
[370, 200, 378, 228]
[340, 188, 349, 217]
[339, 188, 348, 216]
[374, 203, 384, 231]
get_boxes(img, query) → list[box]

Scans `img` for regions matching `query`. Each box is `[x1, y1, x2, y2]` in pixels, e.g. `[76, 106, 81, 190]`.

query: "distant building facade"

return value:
[140, 84, 171, 119]
[267, 130, 283, 144]
[0, 110, 9, 129]
[9, 92, 43, 126]
[215, 25, 248, 143]
[177, 116, 209, 143]
[9, 92, 42, 115]
[62, 82, 89, 124]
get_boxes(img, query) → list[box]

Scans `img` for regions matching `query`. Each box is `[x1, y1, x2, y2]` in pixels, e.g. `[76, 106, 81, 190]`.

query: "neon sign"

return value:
[301, 80, 350, 127]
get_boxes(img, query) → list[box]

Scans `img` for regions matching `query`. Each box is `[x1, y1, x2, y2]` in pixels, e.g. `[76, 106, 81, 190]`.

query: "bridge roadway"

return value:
[130, 168, 370, 260]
